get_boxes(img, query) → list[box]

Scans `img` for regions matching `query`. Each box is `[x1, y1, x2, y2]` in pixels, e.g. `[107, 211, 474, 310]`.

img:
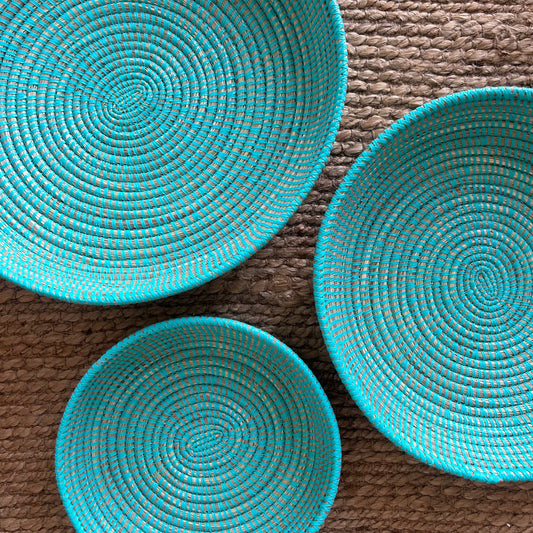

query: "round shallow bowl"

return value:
[56, 317, 341, 532]
[315, 87, 533, 482]
[0, 0, 346, 304]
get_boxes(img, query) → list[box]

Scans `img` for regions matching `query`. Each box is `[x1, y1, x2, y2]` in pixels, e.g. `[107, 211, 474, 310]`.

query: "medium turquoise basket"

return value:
[56, 317, 341, 532]
[0, 0, 346, 304]
[315, 87, 533, 482]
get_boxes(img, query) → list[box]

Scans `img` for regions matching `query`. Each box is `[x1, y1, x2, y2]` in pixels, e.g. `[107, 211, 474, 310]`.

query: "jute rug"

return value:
[2, 0, 533, 531]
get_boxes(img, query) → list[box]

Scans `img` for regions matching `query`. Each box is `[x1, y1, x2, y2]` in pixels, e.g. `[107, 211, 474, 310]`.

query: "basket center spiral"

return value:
[109, 84, 149, 114]
[173, 410, 249, 468]
[183, 426, 225, 456]
[472, 266, 498, 299]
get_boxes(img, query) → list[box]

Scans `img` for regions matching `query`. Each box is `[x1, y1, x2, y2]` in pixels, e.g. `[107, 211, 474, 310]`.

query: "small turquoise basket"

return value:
[56, 317, 341, 532]
[315, 87, 533, 482]
[0, 0, 346, 304]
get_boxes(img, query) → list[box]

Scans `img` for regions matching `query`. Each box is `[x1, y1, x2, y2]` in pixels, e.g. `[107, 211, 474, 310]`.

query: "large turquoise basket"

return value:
[56, 317, 341, 532]
[315, 87, 533, 482]
[0, 0, 346, 304]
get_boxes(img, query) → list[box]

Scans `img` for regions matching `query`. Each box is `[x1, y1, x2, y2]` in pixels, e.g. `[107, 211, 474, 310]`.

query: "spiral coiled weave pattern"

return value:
[315, 87, 533, 482]
[56, 317, 341, 532]
[0, 0, 346, 304]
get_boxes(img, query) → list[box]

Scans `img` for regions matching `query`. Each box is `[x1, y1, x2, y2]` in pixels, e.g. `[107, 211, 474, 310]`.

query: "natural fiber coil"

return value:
[56, 317, 341, 532]
[315, 87, 533, 482]
[0, 0, 346, 304]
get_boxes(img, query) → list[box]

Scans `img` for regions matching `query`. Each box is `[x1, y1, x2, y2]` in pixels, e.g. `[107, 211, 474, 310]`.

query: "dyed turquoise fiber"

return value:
[315, 87, 533, 482]
[0, 0, 347, 304]
[56, 317, 341, 532]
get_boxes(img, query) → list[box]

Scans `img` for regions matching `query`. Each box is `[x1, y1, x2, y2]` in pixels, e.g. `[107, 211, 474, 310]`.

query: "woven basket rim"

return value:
[314, 86, 533, 483]
[55, 316, 342, 532]
[0, 0, 348, 306]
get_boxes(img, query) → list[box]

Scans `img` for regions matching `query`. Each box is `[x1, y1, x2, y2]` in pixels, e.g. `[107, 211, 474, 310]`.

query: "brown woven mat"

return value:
[2, 0, 533, 531]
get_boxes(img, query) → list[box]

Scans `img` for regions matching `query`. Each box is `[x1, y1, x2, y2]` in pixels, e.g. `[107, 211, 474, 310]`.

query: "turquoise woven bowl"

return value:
[0, 0, 346, 304]
[56, 317, 341, 532]
[315, 87, 533, 482]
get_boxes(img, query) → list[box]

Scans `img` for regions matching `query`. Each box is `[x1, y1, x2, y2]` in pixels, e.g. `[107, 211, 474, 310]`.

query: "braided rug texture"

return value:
[3, 0, 533, 531]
